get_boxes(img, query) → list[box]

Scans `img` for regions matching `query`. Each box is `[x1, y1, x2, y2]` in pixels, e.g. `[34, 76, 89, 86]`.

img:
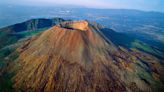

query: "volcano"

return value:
[7, 20, 164, 92]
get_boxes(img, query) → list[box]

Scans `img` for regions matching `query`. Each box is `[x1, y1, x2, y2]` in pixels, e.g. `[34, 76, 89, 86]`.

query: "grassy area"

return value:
[0, 32, 19, 49]
[14, 28, 48, 37]
[0, 28, 48, 49]
[132, 40, 154, 53]
[132, 40, 164, 59]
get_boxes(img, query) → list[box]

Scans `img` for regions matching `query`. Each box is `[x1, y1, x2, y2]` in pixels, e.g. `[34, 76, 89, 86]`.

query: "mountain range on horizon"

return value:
[0, 18, 164, 92]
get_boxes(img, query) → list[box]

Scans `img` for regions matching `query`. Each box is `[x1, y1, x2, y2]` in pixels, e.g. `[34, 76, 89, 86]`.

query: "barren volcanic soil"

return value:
[5, 20, 164, 92]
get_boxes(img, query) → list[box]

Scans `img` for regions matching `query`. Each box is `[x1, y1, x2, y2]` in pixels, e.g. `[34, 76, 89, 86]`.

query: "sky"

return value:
[1, 0, 164, 12]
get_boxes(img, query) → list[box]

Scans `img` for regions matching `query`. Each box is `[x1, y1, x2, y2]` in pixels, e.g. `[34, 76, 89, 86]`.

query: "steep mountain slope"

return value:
[5, 20, 164, 92]
[0, 18, 65, 74]
[0, 18, 65, 92]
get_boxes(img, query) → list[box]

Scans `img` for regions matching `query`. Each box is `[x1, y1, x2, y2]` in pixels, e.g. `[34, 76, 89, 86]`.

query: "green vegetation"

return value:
[14, 28, 48, 37]
[152, 80, 164, 92]
[0, 72, 14, 92]
[0, 28, 48, 92]
[132, 40, 164, 59]
[0, 48, 14, 67]
[132, 40, 154, 53]
[101, 28, 164, 60]
[0, 28, 48, 49]
[0, 32, 19, 49]
[0, 51, 19, 92]
[0, 47, 19, 92]
[0, 28, 47, 66]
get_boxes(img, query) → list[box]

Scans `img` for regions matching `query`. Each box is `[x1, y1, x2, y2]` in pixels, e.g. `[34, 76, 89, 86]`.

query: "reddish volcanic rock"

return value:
[59, 20, 89, 31]
[10, 20, 164, 92]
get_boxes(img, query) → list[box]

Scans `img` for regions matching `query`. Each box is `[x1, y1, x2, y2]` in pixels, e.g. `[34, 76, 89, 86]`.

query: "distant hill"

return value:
[0, 18, 65, 49]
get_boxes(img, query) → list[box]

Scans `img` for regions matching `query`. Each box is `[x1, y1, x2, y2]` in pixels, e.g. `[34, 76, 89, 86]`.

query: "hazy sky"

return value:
[1, 0, 164, 12]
